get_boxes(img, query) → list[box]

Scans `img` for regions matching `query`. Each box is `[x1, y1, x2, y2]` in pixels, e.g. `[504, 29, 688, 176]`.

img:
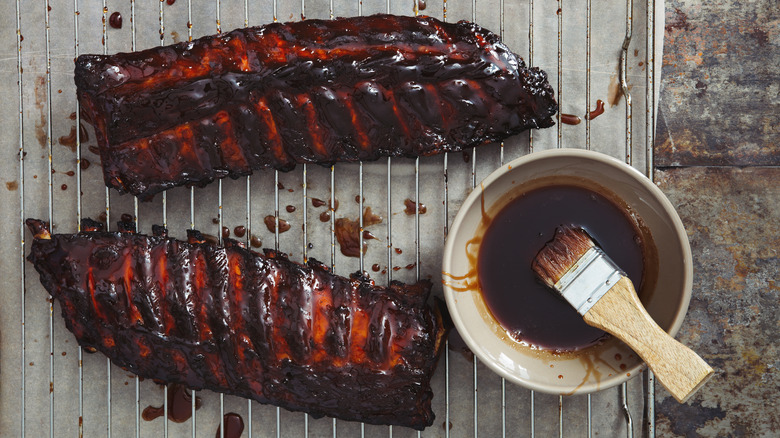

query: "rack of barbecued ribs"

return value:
[27, 219, 445, 430]
[76, 14, 556, 200]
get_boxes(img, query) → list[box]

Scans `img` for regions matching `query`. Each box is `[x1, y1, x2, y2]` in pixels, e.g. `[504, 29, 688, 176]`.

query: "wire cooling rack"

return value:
[0, 0, 660, 436]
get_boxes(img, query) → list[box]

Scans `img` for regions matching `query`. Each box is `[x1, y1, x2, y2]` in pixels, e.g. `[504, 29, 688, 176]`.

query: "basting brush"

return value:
[532, 225, 713, 403]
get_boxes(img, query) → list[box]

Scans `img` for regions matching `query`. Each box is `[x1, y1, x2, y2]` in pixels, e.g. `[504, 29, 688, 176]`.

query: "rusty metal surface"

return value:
[654, 0, 779, 435]
[654, 167, 780, 436]
[655, 0, 780, 167]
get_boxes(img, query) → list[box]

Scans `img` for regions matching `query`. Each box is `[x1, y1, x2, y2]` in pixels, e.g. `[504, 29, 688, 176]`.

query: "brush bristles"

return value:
[532, 226, 596, 288]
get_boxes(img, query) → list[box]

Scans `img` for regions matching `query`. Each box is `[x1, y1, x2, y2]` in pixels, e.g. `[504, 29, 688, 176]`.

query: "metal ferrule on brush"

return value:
[554, 246, 625, 316]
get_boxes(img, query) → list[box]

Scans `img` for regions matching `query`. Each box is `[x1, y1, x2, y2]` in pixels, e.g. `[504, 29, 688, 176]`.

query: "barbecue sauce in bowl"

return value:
[477, 183, 649, 352]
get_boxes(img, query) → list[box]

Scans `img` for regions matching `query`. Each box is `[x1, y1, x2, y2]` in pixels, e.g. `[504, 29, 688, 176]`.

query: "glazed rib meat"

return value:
[27, 219, 444, 430]
[76, 14, 557, 200]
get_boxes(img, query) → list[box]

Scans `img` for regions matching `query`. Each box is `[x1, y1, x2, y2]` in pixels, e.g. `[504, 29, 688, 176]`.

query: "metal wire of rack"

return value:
[1, 0, 660, 436]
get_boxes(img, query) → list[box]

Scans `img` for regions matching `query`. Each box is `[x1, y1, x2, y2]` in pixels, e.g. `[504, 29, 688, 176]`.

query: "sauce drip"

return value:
[372, 264, 381, 272]
[221, 226, 230, 239]
[264, 216, 291, 233]
[80, 158, 91, 170]
[109, 12, 122, 29]
[215, 413, 244, 438]
[586, 99, 606, 120]
[319, 211, 331, 222]
[286, 205, 296, 213]
[141, 383, 202, 423]
[560, 114, 582, 125]
[334, 208, 382, 257]
[403, 199, 427, 215]
[233, 226, 246, 238]
[250, 235, 262, 248]
[477, 185, 645, 351]
[311, 198, 326, 208]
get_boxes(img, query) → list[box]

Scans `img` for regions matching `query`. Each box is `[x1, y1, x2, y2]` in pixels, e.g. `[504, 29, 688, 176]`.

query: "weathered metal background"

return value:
[653, 0, 780, 436]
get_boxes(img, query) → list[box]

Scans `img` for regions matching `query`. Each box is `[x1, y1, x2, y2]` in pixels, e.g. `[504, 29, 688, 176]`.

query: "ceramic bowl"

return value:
[441, 148, 693, 395]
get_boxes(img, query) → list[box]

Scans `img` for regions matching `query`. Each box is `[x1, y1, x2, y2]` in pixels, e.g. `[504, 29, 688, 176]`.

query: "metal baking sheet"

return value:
[0, 0, 664, 436]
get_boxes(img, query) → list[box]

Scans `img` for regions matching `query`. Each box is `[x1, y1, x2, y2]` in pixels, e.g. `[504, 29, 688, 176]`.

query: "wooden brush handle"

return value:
[583, 276, 714, 403]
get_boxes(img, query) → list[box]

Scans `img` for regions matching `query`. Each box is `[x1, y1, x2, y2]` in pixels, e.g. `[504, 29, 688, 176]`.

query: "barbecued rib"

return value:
[27, 219, 444, 430]
[76, 14, 557, 200]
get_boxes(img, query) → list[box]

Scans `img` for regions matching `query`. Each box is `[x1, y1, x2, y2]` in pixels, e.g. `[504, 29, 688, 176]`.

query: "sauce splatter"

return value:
[142, 384, 202, 423]
[250, 235, 262, 248]
[80, 158, 90, 170]
[372, 264, 381, 272]
[334, 207, 382, 257]
[58, 126, 78, 152]
[319, 211, 330, 222]
[6, 181, 18, 191]
[221, 226, 230, 239]
[560, 114, 582, 125]
[311, 198, 326, 208]
[109, 12, 122, 29]
[264, 216, 291, 233]
[404, 199, 427, 215]
[585, 99, 606, 120]
[233, 226, 246, 238]
[286, 205, 296, 213]
[215, 413, 244, 438]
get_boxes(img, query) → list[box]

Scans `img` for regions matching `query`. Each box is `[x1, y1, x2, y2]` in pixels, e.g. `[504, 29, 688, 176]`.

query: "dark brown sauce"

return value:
[109, 12, 122, 29]
[264, 216, 291, 233]
[395, 248, 402, 254]
[221, 226, 230, 239]
[319, 211, 331, 222]
[311, 198, 326, 208]
[80, 158, 90, 170]
[98, 212, 107, 223]
[215, 413, 244, 438]
[166, 0, 176, 5]
[329, 199, 339, 211]
[233, 225, 246, 238]
[277, 182, 285, 190]
[59, 126, 78, 152]
[212, 218, 220, 225]
[417, 0, 427, 10]
[405, 263, 416, 270]
[462, 151, 470, 163]
[65, 171, 75, 176]
[362, 230, 376, 240]
[371, 264, 381, 272]
[355, 195, 364, 204]
[586, 99, 606, 120]
[286, 205, 296, 213]
[141, 383, 202, 423]
[6, 181, 18, 191]
[61, 184, 68, 191]
[477, 184, 645, 351]
[335, 217, 362, 257]
[88, 145, 100, 155]
[250, 235, 262, 248]
[560, 114, 582, 125]
[403, 199, 427, 215]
